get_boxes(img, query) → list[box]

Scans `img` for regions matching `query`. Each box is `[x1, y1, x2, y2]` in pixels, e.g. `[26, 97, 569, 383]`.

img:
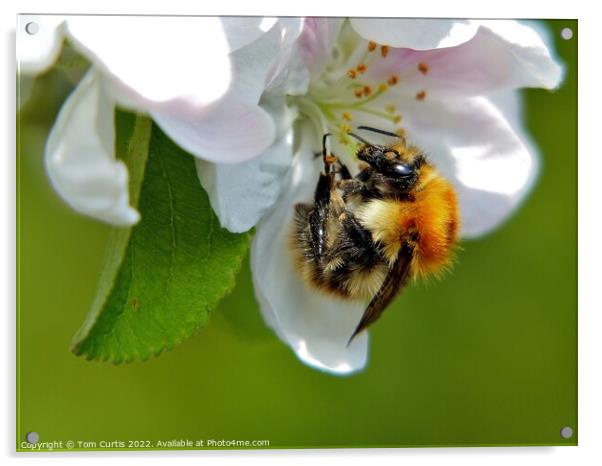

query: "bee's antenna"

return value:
[357, 126, 401, 139]
[347, 132, 375, 147]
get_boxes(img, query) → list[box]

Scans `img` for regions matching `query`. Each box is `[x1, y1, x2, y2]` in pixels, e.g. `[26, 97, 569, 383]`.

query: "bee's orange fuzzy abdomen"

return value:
[410, 175, 460, 278]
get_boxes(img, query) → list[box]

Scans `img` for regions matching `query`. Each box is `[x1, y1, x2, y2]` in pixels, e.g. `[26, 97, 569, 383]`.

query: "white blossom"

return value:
[249, 18, 562, 374]
[20, 16, 563, 374]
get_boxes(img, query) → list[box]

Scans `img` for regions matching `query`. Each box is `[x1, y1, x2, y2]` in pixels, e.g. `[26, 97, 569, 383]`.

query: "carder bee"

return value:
[291, 126, 460, 344]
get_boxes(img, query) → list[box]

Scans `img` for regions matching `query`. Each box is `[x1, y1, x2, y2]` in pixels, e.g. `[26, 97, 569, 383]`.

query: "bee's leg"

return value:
[338, 179, 364, 198]
[338, 166, 376, 200]
[322, 134, 341, 176]
[333, 159, 352, 180]
[339, 211, 377, 258]
[308, 133, 353, 263]
[308, 171, 335, 260]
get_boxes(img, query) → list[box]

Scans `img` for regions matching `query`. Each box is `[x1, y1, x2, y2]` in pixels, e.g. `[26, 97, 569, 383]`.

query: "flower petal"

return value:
[297, 18, 345, 77]
[264, 19, 311, 97]
[150, 99, 276, 164]
[227, 18, 304, 105]
[196, 118, 293, 232]
[149, 18, 304, 164]
[393, 95, 538, 238]
[220, 17, 278, 51]
[350, 18, 479, 50]
[366, 20, 563, 98]
[251, 125, 368, 375]
[17, 15, 65, 75]
[477, 20, 563, 89]
[45, 70, 139, 226]
[65, 16, 232, 108]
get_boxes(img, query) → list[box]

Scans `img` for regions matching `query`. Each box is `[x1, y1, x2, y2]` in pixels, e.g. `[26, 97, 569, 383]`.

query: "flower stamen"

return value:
[340, 122, 352, 134]
[380, 45, 389, 58]
[368, 41, 377, 52]
[347, 69, 357, 79]
[418, 62, 429, 75]
[387, 75, 399, 86]
[416, 90, 427, 101]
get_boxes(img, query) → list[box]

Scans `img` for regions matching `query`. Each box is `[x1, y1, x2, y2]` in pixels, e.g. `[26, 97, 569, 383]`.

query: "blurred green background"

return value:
[17, 20, 577, 449]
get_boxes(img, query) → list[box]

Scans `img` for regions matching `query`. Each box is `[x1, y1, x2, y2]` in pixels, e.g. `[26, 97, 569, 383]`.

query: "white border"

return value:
[3, 1, 598, 465]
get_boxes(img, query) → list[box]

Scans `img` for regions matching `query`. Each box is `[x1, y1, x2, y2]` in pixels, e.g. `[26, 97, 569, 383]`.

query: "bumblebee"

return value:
[292, 126, 460, 343]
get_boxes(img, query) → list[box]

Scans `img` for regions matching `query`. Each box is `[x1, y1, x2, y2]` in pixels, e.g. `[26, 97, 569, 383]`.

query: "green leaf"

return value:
[71, 110, 251, 363]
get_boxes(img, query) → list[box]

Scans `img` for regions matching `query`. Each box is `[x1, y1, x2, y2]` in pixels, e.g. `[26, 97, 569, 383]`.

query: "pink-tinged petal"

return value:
[17, 15, 65, 75]
[350, 18, 479, 50]
[297, 17, 345, 77]
[393, 95, 538, 238]
[251, 125, 368, 374]
[150, 99, 276, 164]
[366, 20, 563, 98]
[45, 70, 139, 226]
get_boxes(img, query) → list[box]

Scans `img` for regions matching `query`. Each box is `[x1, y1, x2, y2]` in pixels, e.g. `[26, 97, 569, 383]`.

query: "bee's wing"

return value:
[348, 242, 415, 344]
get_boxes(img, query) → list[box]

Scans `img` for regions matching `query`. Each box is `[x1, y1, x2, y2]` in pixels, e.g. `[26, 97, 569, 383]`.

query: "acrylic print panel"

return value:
[16, 15, 577, 451]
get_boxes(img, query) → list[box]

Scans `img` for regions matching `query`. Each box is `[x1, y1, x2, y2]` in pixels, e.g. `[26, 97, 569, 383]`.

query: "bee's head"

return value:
[350, 131, 425, 189]
[355, 144, 412, 177]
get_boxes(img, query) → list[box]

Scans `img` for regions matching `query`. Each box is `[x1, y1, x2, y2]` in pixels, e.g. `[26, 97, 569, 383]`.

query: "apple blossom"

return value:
[249, 18, 563, 374]
[18, 16, 563, 374]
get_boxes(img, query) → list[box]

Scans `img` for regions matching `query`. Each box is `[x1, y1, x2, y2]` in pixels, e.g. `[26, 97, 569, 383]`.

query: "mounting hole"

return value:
[560, 27, 573, 40]
[25, 431, 39, 444]
[560, 426, 574, 439]
[25, 22, 39, 35]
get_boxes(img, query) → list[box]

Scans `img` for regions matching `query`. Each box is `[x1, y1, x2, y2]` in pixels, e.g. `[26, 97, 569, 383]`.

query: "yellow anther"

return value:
[354, 88, 364, 98]
[393, 115, 402, 124]
[339, 135, 350, 145]
[342, 112, 353, 121]
[347, 69, 357, 79]
[396, 127, 406, 137]
[418, 62, 429, 75]
[385, 104, 396, 114]
[378, 83, 388, 93]
[387, 75, 399, 86]
[340, 123, 352, 133]
[380, 45, 389, 58]
[415, 90, 427, 101]
[357, 63, 367, 74]
[363, 85, 372, 96]
[368, 41, 377, 51]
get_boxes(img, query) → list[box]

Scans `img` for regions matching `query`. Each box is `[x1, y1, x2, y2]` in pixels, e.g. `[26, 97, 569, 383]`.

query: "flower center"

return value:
[294, 39, 405, 158]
